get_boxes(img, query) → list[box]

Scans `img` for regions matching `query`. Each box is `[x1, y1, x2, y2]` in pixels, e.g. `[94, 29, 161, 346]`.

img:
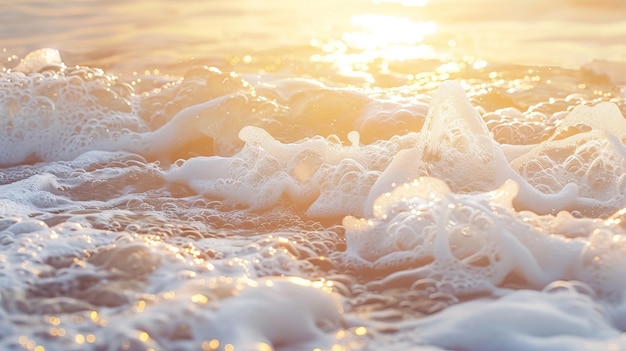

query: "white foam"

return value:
[90, 276, 342, 350]
[0, 52, 268, 166]
[0, 150, 161, 217]
[344, 177, 589, 296]
[510, 125, 626, 216]
[342, 174, 626, 306]
[3, 51, 626, 351]
[0, 54, 149, 166]
[353, 99, 429, 143]
[365, 80, 588, 217]
[165, 126, 413, 218]
[13, 48, 66, 74]
[163, 80, 626, 220]
[180, 277, 341, 349]
[550, 102, 626, 141]
[0, 219, 113, 291]
[411, 285, 625, 351]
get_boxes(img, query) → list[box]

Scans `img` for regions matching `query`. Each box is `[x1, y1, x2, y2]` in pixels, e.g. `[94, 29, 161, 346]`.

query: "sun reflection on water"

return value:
[373, 0, 428, 6]
[310, 10, 440, 84]
[344, 14, 436, 51]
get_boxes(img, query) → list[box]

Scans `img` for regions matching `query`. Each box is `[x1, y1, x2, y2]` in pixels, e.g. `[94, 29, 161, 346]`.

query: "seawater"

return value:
[1, 1, 626, 350]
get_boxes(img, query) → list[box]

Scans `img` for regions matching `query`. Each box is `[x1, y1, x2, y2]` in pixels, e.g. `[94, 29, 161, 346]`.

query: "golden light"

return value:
[355, 326, 368, 336]
[344, 14, 436, 51]
[191, 293, 209, 304]
[202, 339, 220, 351]
[139, 331, 150, 343]
[373, 0, 429, 6]
[311, 10, 439, 84]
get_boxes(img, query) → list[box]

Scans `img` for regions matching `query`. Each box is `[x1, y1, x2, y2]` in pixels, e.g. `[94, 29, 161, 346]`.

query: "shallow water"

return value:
[1, 1, 626, 350]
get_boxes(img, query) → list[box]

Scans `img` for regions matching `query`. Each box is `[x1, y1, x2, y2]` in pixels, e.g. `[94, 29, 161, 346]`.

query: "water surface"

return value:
[1, 1, 626, 350]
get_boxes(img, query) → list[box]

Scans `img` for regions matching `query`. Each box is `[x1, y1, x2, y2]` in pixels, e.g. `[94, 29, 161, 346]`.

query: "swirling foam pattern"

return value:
[1, 47, 626, 351]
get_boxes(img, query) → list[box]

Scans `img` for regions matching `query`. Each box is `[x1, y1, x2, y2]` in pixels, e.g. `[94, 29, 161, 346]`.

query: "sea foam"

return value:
[2, 48, 626, 351]
[165, 80, 626, 221]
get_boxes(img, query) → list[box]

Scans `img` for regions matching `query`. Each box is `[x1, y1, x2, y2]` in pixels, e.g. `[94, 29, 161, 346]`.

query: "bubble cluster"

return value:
[166, 125, 416, 218]
[2, 47, 626, 351]
[0, 52, 146, 166]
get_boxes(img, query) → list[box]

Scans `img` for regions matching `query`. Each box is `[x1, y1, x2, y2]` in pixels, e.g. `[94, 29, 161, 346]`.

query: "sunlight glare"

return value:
[311, 12, 438, 84]
[372, 0, 429, 7]
[344, 15, 436, 51]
